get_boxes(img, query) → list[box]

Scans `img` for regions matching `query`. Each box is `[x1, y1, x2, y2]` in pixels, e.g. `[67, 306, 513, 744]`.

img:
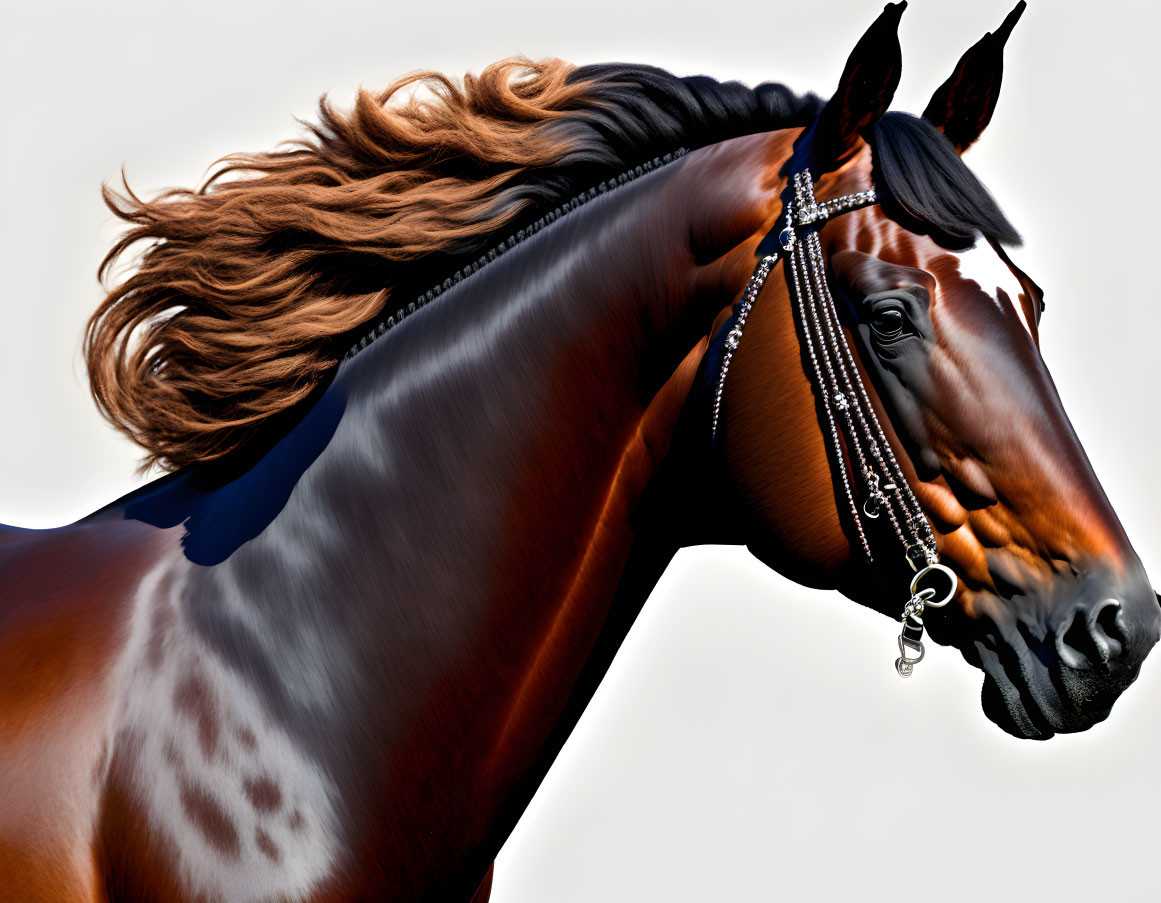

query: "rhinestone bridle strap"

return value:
[712, 169, 957, 677]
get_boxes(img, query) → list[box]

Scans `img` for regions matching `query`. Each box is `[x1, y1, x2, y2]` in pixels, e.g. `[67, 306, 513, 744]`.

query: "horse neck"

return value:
[331, 127, 798, 550]
[150, 128, 795, 888]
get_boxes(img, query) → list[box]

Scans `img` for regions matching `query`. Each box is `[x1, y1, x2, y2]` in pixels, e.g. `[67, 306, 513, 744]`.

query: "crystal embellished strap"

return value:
[709, 169, 955, 678]
[710, 254, 778, 441]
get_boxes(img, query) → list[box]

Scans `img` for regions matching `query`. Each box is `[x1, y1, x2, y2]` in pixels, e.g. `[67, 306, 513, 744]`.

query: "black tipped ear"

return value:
[807, 2, 906, 172]
[922, 1, 1026, 154]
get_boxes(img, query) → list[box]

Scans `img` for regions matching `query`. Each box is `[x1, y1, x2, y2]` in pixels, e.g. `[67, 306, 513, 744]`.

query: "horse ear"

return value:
[921, 1, 1026, 154]
[808, 2, 907, 172]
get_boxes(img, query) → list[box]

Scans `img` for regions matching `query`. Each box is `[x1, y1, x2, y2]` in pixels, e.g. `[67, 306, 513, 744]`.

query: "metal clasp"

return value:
[895, 587, 933, 677]
[896, 634, 925, 678]
[894, 563, 959, 678]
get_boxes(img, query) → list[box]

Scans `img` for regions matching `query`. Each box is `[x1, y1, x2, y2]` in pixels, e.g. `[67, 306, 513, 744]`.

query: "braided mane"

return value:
[85, 58, 821, 471]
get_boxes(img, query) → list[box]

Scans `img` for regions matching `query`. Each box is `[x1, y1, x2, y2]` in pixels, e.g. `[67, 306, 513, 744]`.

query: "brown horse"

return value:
[1, 2, 1157, 900]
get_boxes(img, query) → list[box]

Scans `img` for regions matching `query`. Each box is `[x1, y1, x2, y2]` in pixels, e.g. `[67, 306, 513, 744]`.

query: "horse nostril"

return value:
[1095, 599, 1127, 649]
[1056, 599, 1126, 670]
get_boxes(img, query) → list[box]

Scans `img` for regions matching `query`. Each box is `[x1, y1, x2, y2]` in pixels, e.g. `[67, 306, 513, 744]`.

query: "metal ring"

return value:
[909, 563, 957, 609]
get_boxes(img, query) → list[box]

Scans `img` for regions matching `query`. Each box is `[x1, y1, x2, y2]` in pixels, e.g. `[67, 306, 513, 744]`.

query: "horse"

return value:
[1, 1, 1157, 899]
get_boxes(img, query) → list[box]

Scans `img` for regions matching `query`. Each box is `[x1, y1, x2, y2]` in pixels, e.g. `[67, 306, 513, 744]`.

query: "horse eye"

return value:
[871, 306, 905, 339]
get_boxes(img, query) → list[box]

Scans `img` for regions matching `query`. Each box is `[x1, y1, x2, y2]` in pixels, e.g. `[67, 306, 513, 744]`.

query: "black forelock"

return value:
[871, 110, 1021, 250]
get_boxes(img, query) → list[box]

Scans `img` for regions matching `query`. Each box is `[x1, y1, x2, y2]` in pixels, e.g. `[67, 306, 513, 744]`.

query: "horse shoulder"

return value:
[0, 514, 175, 901]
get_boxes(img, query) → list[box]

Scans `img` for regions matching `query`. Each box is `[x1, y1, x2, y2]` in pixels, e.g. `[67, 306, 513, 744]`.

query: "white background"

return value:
[2, 1, 1159, 900]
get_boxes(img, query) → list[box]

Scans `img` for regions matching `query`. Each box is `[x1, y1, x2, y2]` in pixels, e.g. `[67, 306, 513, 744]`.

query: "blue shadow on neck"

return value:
[112, 384, 346, 567]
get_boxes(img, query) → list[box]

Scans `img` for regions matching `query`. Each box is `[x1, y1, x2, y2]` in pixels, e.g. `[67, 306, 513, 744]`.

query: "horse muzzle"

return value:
[955, 574, 1161, 740]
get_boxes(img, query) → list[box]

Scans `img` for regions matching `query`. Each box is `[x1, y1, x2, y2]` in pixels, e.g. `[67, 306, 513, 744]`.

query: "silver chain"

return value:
[711, 168, 957, 677]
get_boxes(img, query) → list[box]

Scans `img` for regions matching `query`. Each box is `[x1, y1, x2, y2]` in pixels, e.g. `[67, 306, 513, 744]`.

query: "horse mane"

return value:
[83, 58, 821, 472]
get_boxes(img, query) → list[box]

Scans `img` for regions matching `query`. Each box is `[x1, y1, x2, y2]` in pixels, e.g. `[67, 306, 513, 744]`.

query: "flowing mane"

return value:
[84, 58, 821, 471]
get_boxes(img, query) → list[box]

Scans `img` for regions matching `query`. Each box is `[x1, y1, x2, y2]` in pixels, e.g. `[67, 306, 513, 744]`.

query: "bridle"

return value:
[711, 168, 957, 678]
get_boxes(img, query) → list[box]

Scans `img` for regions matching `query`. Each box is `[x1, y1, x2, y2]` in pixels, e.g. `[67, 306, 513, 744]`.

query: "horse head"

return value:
[715, 1, 1160, 739]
